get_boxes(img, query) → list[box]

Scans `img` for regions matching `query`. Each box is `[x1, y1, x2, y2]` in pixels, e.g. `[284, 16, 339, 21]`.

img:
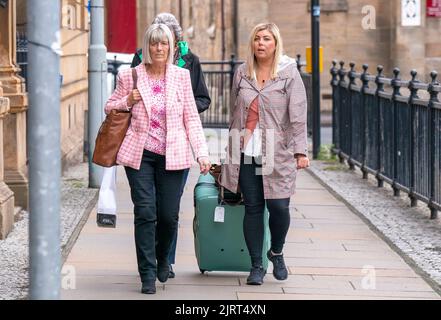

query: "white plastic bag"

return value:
[97, 166, 117, 227]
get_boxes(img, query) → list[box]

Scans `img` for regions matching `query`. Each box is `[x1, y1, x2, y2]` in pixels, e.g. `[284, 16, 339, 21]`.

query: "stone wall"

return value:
[0, 81, 14, 240]
[1, 0, 28, 209]
[59, 0, 89, 172]
[16, 0, 90, 172]
[137, 0, 235, 61]
[136, 0, 441, 93]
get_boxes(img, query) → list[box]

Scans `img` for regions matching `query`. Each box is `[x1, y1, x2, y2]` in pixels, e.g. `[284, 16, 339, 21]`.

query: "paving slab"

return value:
[62, 163, 440, 300]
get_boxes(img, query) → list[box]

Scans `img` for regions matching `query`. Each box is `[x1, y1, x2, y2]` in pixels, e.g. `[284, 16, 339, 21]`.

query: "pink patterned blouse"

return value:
[144, 77, 167, 155]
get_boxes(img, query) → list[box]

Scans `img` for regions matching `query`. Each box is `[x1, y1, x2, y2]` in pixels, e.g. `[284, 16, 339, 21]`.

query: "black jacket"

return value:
[131, 49, 211, 114]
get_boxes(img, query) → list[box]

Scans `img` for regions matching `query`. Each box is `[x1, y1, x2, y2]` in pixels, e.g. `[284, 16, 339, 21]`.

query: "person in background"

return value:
[221, 23, 310, 285]
[131, 13, 211, 279]
[106, 23, 211, 294]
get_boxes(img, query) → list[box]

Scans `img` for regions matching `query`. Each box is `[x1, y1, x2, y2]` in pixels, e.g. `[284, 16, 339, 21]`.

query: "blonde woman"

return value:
[105, 24, 210, 294]
[221, 23, 309, 285]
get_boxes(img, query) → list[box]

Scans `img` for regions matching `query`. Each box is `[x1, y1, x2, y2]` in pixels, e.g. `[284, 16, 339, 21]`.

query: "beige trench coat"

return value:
[220, 59, 308, 199]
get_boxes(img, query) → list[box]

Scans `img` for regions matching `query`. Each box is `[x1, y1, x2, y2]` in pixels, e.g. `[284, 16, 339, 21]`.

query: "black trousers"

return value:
[239, 154, 291, 267]
[125, 150, 185, 282]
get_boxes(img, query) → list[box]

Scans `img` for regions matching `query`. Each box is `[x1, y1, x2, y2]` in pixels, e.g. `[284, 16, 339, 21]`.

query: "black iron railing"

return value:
[107, 54, 243, 128]
[16, 31, 28, 81]
[331, 61, 441, 219]
[107, 54, 312, 130]
[200, 55, 243, 128]
[296, 54, 312, 136]
[107, 56, 131, 90]
[200, 54, 311, 129]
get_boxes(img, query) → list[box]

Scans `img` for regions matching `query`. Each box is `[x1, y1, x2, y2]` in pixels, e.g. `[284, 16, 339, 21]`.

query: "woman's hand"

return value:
[198, 157, 211, 175]
[295, 154, 310, 170]
[128, 89, 142, 106]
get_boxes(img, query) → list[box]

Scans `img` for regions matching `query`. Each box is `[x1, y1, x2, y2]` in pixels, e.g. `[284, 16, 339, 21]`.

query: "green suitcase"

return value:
[193, 174, 270, 273]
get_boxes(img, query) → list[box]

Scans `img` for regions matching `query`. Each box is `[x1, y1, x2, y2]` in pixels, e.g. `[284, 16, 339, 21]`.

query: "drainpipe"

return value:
[88, 0, 107, 188]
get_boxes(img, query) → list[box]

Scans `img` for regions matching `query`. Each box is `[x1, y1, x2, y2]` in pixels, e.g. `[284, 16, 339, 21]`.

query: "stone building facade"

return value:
[136, 0, 235, 62]
[0, 0, 27, 239]
[137, 0, 441, 90]
[0, 0, 89, 239]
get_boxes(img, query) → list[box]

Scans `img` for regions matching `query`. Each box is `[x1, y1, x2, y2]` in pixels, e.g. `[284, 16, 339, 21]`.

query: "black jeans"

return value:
[168, 168, 190, 264]
[239, 154, 291, 267]
[125, 150, 185, 282]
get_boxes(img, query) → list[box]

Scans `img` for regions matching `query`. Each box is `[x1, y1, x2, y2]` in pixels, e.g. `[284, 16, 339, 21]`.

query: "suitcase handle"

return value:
[210, 164, 243, 205]
[219, 185, 243, 206]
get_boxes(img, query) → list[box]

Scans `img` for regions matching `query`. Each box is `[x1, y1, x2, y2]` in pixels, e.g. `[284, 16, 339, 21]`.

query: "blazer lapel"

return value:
[165, 64, 177, 112]
[135, 64, 152, 119]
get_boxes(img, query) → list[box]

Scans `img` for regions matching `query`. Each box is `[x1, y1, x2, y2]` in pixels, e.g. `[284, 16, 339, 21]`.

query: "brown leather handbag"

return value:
[92, 68, 138, 167]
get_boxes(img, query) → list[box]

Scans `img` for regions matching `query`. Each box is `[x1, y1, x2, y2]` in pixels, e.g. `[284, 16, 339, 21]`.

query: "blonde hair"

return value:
[246, 23, 283, 80]
[142, 23, 175, 65]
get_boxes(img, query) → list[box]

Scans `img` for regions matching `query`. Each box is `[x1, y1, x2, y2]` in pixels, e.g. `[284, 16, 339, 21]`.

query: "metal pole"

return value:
[88, 0, 107, 188]
[28, 0, 61, 300]
[233, 0, 239, 58]
[221, 0, 226, 61]
[311, 0, 321, 159]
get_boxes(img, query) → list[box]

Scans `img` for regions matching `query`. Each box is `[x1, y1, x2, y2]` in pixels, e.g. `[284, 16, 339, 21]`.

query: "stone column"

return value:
[0, 82, 15, 240]
[0, 0, 29, 209]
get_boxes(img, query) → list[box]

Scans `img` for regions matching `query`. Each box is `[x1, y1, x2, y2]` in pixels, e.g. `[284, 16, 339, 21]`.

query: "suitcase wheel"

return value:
[199, 269, 206, 274]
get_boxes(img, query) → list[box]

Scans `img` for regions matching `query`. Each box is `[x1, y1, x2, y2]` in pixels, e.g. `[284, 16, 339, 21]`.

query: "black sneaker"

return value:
[141, 280, 156, 294]
[157, 263, 170, 283]
[168, 265, 175, 279]
[97, 213, 116, 228]
[246, 266, 266, 285]
[267, 250, 288, 280]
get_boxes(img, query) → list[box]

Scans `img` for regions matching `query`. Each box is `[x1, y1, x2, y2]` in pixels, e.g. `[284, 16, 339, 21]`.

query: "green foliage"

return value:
[316, 144, 338, 162]
[65, 179, 86, 188]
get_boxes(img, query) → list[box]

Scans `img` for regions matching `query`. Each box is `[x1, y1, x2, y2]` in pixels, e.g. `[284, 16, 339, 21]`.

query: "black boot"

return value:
[267, 250, 288, 281]
[157, 263, 170, 283]
[246, 266, 266, 285]
[141, 280, 156, 294]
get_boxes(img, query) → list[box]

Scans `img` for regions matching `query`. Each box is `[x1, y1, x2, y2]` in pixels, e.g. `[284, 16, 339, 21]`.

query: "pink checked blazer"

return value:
[105, 64, 209, 171]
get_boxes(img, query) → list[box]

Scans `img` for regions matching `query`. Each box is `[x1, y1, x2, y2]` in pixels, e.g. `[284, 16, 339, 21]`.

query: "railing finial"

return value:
[349, 62, 355, 71]
[330, 60, 339, 84]
[428, 71, 439, 100]
[430, 71, 438, 83]
[296, 54, 302, 73]
[410, 69, 418, 82]
[377, 65, 384, 76]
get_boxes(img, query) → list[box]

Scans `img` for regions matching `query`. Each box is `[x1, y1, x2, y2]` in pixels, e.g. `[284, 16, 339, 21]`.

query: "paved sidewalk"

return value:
[61, 165, 441, 300]
[0, 163, 98, 300]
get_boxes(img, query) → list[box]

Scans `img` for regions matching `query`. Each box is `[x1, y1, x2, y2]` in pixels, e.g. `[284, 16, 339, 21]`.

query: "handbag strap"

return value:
[132, 68, 138, 89]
